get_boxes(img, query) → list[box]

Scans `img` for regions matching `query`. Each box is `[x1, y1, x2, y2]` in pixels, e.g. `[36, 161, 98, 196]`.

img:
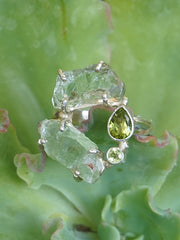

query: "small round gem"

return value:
[106, 147, 124, 164]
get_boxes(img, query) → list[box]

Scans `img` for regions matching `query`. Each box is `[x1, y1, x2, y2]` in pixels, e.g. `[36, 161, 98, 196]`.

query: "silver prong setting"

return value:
[59, 120, 67, 132]
[38, 138, 48, 145]
[95, 60, 104, 71]
[89, 149, 100, 154]
[74, 170, 80, 178]
[58, 69, 67, 81]
[102, 93, 109, 105]
[122, 97, 128, 106]
[61, 95, 68, 112]
[119, 141, 128, 151]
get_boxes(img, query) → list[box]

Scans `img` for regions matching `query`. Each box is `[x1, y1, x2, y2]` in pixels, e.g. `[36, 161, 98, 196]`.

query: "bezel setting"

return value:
[107, 105, 134, 142]
[106, 147, 125, 164]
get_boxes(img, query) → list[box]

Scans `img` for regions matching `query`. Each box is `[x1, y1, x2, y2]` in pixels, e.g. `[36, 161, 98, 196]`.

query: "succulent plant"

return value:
[0, 0, 180, 239]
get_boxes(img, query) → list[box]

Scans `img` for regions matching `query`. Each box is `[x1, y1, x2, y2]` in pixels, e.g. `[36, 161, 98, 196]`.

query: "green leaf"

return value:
[0, 1, 111, 238]
[0, 0, 110, 151]
[1, 0, 180, 239]
[98, 223, 120, 240]
[100, 187, 180, 240]
[107, 0, 180, 137]
[0, 123, 96, 240]
[42, 216, 99, 240]
[14, 121, 177, 230]
[155, 137, 180, 212]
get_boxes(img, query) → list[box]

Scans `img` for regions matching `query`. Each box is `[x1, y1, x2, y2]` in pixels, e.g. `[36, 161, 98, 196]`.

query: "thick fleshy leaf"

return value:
[100, 188, 180, 240]
[0, 0, 110, 151]
[0, 1, 111, 238]
[42, 216, 98, 240]
[155, 138, 180, 212]
[108, 0, 180, 137]
[98, 223, 120, 240]
[1, 0, 180, 239]
[0, 122, 95, 240]
[15, 111, 178, 229]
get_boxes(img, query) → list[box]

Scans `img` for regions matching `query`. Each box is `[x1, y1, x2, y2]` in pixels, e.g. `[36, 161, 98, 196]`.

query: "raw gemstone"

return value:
[38, 119, 104, 184]
[52, 63, 125, 111]
[106, 147, 124, 164]
[108, 106, 133, 140]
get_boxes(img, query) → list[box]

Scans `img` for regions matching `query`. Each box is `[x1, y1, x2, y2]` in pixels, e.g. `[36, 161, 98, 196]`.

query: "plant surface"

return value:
[0, 0, 180, 239]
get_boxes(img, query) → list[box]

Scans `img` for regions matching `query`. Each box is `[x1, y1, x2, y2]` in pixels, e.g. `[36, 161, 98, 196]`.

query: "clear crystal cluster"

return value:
[39, 119, 104, 183]
[52, 63, 125, 111]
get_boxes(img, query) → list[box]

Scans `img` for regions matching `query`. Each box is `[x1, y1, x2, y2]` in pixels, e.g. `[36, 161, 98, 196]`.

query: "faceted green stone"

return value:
[107, 147, 124, 164]
[108, 107, 132, 140]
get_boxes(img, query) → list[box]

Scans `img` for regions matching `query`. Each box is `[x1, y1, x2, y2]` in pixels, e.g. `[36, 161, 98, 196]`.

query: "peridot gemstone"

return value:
[108, 107, 132, 140]
[107, 147, 124, 164]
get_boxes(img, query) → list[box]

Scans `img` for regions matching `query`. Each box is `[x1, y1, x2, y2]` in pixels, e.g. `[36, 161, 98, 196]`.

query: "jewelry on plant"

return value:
[38, 61, 152, 183]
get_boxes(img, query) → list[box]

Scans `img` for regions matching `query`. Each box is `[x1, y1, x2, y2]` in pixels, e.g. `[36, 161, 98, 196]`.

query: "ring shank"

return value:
[133, 116, 152, 135]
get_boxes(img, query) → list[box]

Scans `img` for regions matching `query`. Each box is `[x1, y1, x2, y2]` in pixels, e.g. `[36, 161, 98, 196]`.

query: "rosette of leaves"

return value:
[0, 0, 180, 239]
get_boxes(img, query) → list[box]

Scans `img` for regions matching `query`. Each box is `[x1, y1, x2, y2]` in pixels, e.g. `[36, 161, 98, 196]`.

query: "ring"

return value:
[38, 61, 152, 183]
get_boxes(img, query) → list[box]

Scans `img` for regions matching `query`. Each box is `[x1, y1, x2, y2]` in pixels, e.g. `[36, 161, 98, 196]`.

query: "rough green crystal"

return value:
[108, 107, 132, 140]
[38, 119, 104, 184]
[107, 147, 124, 164]
[52, 63, 125, 111]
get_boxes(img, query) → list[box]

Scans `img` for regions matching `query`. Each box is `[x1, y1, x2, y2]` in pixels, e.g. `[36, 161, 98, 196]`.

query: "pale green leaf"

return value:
[107, 0, 180, 137]
[100, 188, 180, 240]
